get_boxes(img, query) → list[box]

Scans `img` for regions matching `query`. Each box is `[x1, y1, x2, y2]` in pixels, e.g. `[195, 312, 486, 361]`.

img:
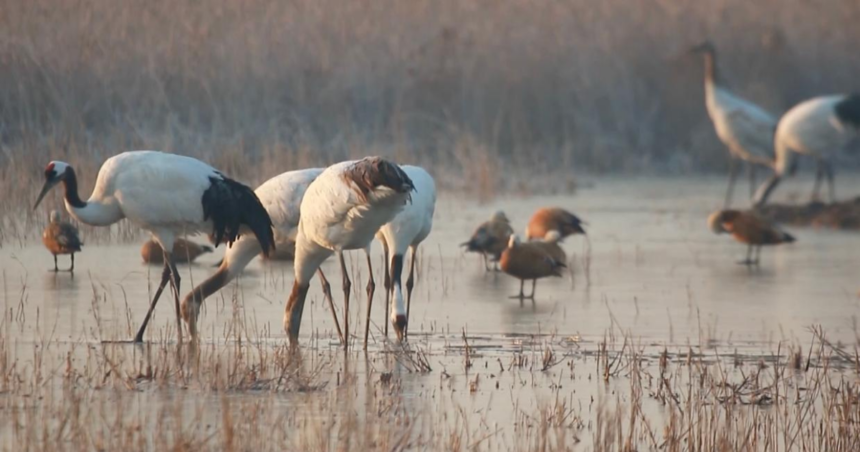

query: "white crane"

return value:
[754, 94, 860, 206]
[283, 157, 415, 350]
[373, 165, 436, 342]
[33, 151, 275, 344]
[691, 41, 778, 206]
[180, 168, 348, 340]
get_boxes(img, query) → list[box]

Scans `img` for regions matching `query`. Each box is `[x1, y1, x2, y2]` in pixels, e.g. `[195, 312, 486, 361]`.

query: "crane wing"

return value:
[723, 105, 777, 164]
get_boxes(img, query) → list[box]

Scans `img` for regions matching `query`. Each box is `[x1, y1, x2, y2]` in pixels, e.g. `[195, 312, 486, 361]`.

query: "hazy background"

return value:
[1, 0, 858, 204]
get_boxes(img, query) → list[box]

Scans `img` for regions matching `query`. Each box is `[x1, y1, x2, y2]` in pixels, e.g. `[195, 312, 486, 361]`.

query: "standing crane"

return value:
[42, 209, 83, 272]
[754, 94, 860, 206]
[691, 41, 778, 206]
[283, 157, 415, 350]
[373, 165, 436, 342]
[179, 168, 345, 340]
[33, 151, 275, 344]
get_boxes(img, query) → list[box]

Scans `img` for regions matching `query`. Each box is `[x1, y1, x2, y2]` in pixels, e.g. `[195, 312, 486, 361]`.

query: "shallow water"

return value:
[2, 175, 860, 450]
[5, 175, 860, 348]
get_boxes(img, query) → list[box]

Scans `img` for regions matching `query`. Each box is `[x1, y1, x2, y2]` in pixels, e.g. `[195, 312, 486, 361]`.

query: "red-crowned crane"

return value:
[754, 94, 860, 206]
[373, 165, 436, 342]
[179, 168, 346, 340]
[42, 209, 83, 272]
[691, 41, 778, 206]
[284, 157, 415, 350]
[33, 150, 275, 343]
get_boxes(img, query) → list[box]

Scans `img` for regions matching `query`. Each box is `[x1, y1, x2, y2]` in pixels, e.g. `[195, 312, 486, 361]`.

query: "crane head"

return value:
[689, 41, 715, 56]
[34, 161, 70, 211]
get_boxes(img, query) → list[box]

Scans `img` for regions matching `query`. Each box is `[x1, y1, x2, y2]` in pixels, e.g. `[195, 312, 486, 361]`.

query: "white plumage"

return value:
[692, 42, 778, 206]
[375, 165, 436, 341]
[33, 150, 275, 343]
[181, 168, 325, 337]
[284, 157, 416, 349]
[754, 94, 860, 205]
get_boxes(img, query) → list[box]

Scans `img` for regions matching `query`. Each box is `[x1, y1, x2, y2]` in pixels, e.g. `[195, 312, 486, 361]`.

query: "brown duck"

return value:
[461, 211, 514, 271]
[42, 210, 83, 272]
[500, 234, 566, 299]
[525, 207, 586, 241]
[141, 238, 213, 264]
[708, 209, 795, 265]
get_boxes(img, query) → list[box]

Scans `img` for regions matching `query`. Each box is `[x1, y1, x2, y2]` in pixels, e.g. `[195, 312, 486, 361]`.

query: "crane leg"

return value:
[164, 251, 184, 345]
[405, 246, 417, 338]
[338, 251, 351, 351]
[383, 243, 391, 338]
[811, 159, 825, 202]
[528, 279, 537, 299]
[52, 255, 58, 272]
[69, 254, 75, 273]
[748, 163, 757, 199]
[318, 269, 344, 344]
[134, 261, 172, 342]
[724, 158, 739, 208]
[363, 250, 376, 350]
[825, 160, 835, 203]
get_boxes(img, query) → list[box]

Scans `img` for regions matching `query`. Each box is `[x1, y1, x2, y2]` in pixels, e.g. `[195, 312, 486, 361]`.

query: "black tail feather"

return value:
[202, 176, 276, 257]
[835, 93, 860, 129]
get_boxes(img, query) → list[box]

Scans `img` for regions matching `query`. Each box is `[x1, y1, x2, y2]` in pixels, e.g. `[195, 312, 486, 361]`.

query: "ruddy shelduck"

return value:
[42, 210, 83, 272]
[500, 234, 566, 299]
[708, 209, 795, 265]
[462, 211, 514, 271]
[141, 238, 213, 264]
[525, 207, 586, 241]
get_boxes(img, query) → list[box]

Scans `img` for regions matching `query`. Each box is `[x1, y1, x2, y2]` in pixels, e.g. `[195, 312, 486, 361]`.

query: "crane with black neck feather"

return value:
[33, 150, 275, 344]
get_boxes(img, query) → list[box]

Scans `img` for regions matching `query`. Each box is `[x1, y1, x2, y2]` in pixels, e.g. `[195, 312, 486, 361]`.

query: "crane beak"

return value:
[33, 179, 59, 211]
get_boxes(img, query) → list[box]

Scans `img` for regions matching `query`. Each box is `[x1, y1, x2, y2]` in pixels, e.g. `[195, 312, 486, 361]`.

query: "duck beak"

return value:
[33, 179, 59, 211]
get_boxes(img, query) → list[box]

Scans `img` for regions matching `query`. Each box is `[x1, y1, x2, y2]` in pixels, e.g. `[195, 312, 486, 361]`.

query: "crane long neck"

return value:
[61, 167, 122, 226]
[183, 237, 263, 307]
[62, 167, 86, 208]
[703, 52, 721, 88]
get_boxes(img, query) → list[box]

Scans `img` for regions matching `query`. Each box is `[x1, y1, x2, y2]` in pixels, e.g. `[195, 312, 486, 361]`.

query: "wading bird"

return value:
[180, 168, 338, 339]
[284, 157, 415, 349]
[141, 238, 212, 264]
[500, 234, 566, 299]
[461, 211, 513, 271]
[691, 41, 778, 206]
[525, 207, 586, 241]
[708, 209, 795, 266]
[374, 165, 436, 342]
[42, 210, 83, 272]
[754, 94, 860, 206]
[33, 151, 275, 344]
